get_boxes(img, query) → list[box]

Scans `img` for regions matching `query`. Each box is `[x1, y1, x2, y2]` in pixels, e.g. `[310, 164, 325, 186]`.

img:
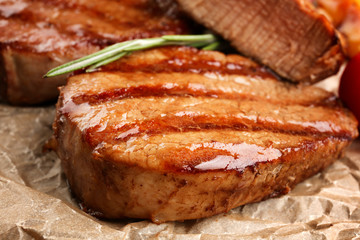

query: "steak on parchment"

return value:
[51, 46, 358, 223]
[0, 0, 190, 105]
[176, 0, 344, 83]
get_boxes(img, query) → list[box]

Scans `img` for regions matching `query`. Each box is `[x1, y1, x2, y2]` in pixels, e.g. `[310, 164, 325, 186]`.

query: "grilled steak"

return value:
[51, 46, 358, 223]
[0, 0, 190, 105]
[176, 0, 344, 83]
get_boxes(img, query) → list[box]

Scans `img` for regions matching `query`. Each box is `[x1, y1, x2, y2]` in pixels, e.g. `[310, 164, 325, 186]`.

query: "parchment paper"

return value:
[0, 77, 359, 239]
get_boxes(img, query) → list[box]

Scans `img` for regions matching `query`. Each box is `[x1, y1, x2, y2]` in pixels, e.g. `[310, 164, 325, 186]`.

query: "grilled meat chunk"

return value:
[176, 0, 344, 83]
[0, 0, 190, 105]
[52, 47, 358, 223]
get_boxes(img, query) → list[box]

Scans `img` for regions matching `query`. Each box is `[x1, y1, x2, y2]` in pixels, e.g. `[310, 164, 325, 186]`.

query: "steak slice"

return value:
[52, 47, 358, 223]
[176, 0, 344, 83]
[0, 0, 190, 105]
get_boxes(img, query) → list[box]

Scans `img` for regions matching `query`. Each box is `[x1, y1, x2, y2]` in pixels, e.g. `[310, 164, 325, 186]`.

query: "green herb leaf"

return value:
[202, 41, 220, 51]
[44, 34, 218, 78]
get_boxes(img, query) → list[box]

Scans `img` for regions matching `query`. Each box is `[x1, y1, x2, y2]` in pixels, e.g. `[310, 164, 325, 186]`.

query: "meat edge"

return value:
[53, 111, 351, 223]
[0, 45, 70, 105]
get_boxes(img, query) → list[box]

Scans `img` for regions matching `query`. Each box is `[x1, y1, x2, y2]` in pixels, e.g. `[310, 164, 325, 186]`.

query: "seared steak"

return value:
[51, 46, 358, 223]
[0, 0, 190, 105]
[176, 0, 344, 83]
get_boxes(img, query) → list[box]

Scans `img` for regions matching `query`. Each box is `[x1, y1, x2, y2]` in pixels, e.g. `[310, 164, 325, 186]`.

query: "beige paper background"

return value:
[0, 76, 359, 239]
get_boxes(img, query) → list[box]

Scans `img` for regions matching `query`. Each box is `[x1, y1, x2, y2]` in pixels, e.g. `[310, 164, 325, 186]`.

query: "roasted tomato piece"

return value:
[339, 53, 360, 123]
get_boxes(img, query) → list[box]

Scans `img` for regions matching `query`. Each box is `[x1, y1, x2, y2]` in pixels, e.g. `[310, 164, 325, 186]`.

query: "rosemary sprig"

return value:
[44, 34, 218, 78]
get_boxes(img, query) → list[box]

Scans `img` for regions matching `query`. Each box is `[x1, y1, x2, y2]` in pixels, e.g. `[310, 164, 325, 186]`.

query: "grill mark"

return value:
[72, 84, 337, 108]
[99, 62, 274, 79]
[85, 122, 350, 174]
[0, 16, 96, 54]
[0, 3, 106, 46]
[98, 52, 275, 80]
[1, 0, 189, 48]
[39, 0, 180, 19]
[160, 137, 337, 174]
[68, 47, 338, 108]
[83, 114, 354, 148]
[71, 52, 284, 105]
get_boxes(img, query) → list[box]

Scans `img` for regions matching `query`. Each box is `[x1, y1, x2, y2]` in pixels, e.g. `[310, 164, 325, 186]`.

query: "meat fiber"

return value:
[0, 0, 190, 105]
[51, 46, 358, 223]
[176, 0, 345, 83]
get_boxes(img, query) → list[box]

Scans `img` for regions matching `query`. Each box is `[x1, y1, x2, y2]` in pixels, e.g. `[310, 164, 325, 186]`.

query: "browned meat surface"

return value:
[52, 47, 358, 223]
[176, 0, 344, 83]
[0, 0, 190, 105]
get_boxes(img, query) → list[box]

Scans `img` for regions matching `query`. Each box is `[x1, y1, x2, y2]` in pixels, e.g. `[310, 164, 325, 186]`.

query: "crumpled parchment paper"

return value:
[0, 77, 359, 240]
